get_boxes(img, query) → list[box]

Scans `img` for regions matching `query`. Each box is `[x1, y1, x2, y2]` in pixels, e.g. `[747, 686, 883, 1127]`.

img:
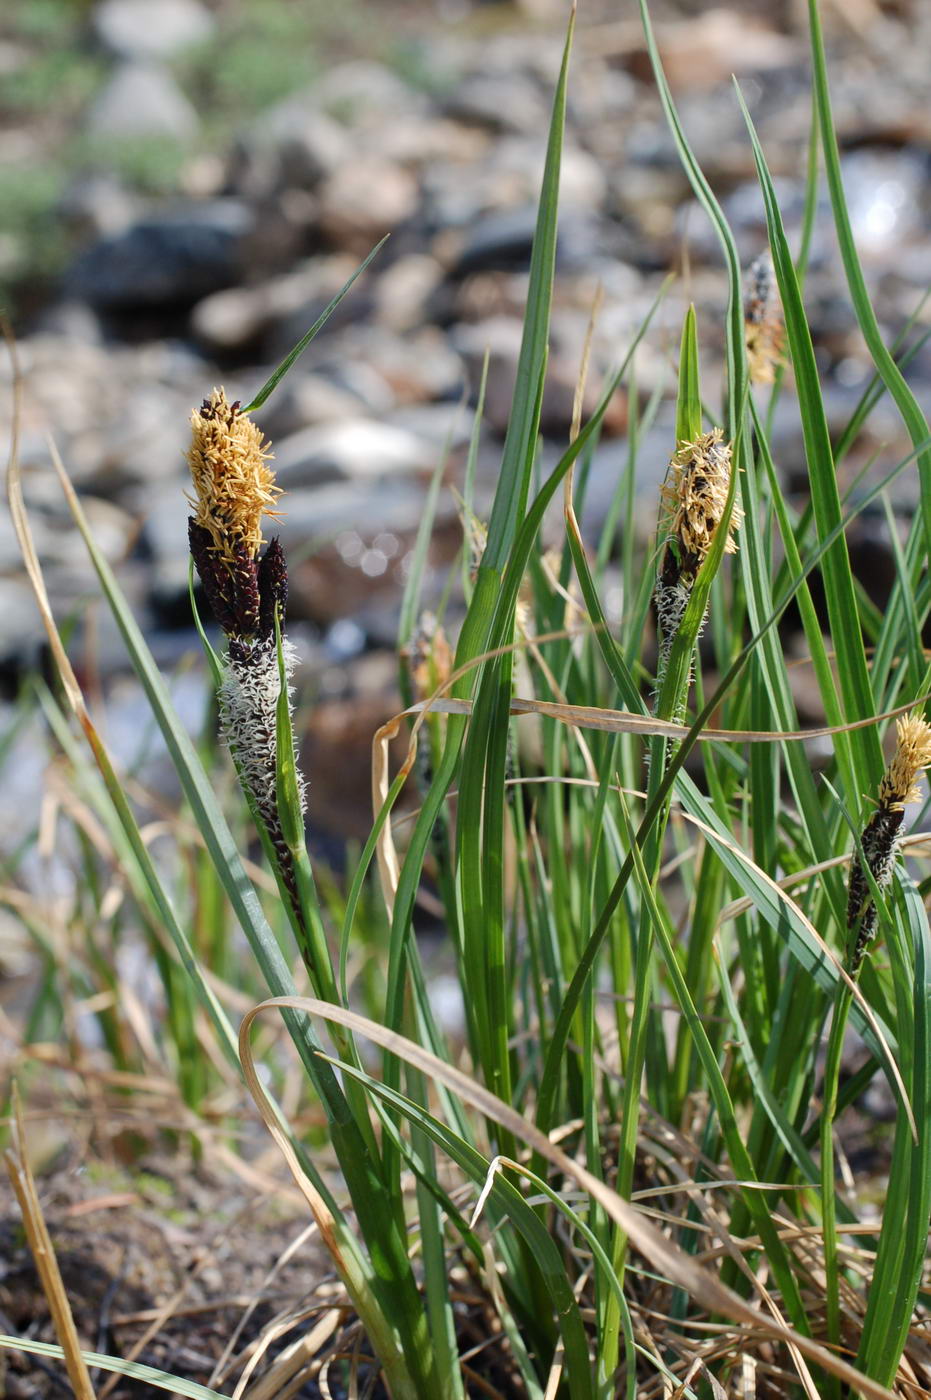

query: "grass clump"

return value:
[5, 2, 931, 1397]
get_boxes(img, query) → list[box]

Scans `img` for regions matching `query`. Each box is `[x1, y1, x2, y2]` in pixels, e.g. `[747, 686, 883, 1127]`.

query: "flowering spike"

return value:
[847, 712, 931, 973]
[188, 519, 238, 634]
[744, 250, 785, 385]
[230, 541, 262, 638]
[659, 429, 740, 575]
[258, 537, 289, 643]
[653, 428, 739, 708]
[185, 388, 307, 935]
[186, 387, 280, 568]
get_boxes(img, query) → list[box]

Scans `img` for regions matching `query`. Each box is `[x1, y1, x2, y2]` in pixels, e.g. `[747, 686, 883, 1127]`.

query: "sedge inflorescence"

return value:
[654, 429, 740, 698]
[186, 388, 305, 896]
[744, 249, 785, 386]
[846, 712, 931, 974]
[187, 388, 280, 566]
[660, 428, 740, 567]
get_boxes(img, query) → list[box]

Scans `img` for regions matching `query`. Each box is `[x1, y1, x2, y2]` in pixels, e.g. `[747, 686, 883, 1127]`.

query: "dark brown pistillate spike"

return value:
[258, 537, 289, 643]
[846, 712, 931, 975]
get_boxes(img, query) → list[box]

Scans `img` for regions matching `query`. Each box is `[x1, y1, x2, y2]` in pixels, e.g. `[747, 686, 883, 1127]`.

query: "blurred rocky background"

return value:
[2, 0, 930, 853]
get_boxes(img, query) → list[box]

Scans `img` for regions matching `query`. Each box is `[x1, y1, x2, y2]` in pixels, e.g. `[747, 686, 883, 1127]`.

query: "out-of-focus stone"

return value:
[442, 70, 550, 134]
[302, 688, 410, 844]
[841, 148, 928, 257]
[372, 254, 444, 332]
[84, 62, 199, 144]
[92, 385, 192, 489]
[624, 10, 798, 91]
[317, 158, 419, 252]
[312, 61, 426, 129]
[58, 173, 139, 242]
[191, 254, 362, 356]
[233, 102, 352, 199]
[342, 326, 465, 404]
[67, 200, 253, 310]
[273, 418, 440, 488]
[385, 402, 472, 453]
[276, 479, 438, 553]
[255, 371, 387, 440]
[92, 0, 214, 59]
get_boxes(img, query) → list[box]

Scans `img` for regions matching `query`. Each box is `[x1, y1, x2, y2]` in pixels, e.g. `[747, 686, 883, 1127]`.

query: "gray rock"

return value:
[448, 207, 538, 274]
[137, 489, 191, 593]
[92, 0, 213, 59]
[363, 115, 488, 168]
[276, 478, 433, 546]
[372, 254, 444, 332]
[442, 70, 549, 134]
[93, 385, 192, 489]
[841, 148, 929, 258]
[256, 371, 392, 440]
[31, 300, 104, 345]
[317, 157, 419, 251]
[385, 402, 472, 452]
[0, 465, 137, 597]
[59, 173, 139, 241]
[0, 577, 45, 673]
[190, 254, 361, 356]
[236, 102, 351, 197]
[273, 418, 439, 488]
[67, 200, 253, 309]
[312, 61, 426, 128]
[84, 61, 199, 144]
[449, 315, 523, 431]
[189, 284, 268, 354]
[302, 325, 464, 406]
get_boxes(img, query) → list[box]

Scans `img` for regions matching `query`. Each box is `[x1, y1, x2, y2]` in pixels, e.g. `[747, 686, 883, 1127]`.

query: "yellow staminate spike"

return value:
[878, 712, 931, 811]
[660, 428, 741, 568]
[186, 387, 281, 566]
[744, 250, 785, 386]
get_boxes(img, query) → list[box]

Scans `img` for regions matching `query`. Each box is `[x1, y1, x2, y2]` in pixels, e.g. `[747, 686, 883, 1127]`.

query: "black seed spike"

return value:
[188, 519, 238, 634]
[230, 542, 261, 637]
[258, 537, 289, 641]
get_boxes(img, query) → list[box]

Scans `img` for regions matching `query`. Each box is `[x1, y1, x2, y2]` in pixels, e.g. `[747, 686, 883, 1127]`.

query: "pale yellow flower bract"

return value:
[878, 713, 931, 811]
[661, 428, 741, 567]
[186, 387, 281, 566]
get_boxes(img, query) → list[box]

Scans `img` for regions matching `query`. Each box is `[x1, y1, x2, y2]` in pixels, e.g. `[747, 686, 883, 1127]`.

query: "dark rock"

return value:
[67, 200, 254, 310]
[448, 207, 539, 276]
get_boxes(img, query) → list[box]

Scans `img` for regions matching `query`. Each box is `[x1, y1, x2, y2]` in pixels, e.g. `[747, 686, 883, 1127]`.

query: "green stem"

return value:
[820, 984, 853, 1400]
